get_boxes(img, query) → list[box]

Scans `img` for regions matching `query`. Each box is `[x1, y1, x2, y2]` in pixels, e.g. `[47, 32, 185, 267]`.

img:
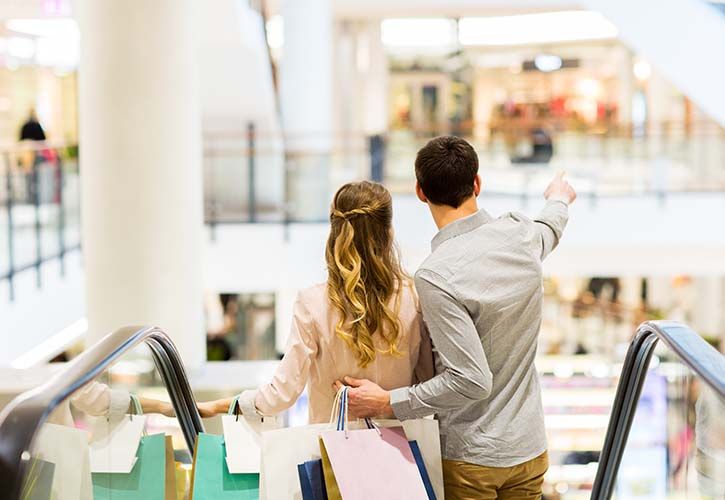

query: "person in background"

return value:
[19, 108, 46, 142]
[196, 181, 434, 423]
[338, 136, 576, 499]
[18, 108, 48, 204]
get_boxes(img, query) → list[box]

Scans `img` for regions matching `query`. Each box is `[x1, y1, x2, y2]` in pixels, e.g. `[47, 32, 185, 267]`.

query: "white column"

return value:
[360, 21, 389, 137]
[280, 0, 333, 218]
[76, 0, 205, 368]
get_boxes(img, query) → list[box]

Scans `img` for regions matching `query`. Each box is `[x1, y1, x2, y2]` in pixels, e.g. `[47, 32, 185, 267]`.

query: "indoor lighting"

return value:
[7, 37, 35, 59]
[633, 59, 652, 82]
[576, 78, 601, 99]
[534, 54, 562, 72]
[35, 35, 79, 67]
[6, 18, 79, 39]
[459, 11, 618, 46]
[381, 18, 457, 47]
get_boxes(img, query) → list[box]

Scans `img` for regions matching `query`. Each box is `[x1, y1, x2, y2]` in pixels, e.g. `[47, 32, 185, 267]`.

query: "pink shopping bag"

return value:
[319, 388, 428, 500]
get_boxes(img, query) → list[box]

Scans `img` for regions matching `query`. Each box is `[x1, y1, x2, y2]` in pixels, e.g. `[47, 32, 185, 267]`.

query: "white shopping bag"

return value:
[222, 414, 280, 473]
[34, 423, 93, 500]
[260, 422, 329, 500]
[88, 414, 146, 473]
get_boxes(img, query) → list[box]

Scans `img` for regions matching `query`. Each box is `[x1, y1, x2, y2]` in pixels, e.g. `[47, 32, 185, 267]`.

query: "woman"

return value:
[198, 181, 433, 423]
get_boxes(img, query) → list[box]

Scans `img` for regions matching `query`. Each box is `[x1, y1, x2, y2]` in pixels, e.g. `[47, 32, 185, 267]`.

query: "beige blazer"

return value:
[243, 282, 434, 424]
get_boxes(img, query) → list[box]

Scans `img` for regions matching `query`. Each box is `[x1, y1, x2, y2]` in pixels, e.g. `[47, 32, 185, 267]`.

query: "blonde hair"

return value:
[325, 181, 408, 368]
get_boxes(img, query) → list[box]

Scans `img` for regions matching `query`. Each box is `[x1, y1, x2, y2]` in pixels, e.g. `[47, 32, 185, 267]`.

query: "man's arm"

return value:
[344, 271, 492, 420]
[536, 172, 576, 260]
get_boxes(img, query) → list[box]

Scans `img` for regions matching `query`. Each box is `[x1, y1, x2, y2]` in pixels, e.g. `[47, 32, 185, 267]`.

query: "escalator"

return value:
[0, 326, 205, 499]
[591, 321, 725, 499]
[0, 320, 722, 499]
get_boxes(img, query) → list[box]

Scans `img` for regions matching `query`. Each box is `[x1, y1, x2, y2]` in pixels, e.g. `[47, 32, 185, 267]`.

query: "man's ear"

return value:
[473, 175, 482, 197]
[415, 182, 428, 203]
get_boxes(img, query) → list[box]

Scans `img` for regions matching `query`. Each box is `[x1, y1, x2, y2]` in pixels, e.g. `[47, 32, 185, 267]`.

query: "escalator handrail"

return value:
[0, 325, 205, 500]
[591, 320, 725, 499]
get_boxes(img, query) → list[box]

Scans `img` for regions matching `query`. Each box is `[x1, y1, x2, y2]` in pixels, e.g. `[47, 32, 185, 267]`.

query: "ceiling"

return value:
[0, 0, 583, 21]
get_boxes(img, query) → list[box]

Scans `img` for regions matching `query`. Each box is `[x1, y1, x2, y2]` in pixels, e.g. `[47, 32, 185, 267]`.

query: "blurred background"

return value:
[1, 0, 724, 498]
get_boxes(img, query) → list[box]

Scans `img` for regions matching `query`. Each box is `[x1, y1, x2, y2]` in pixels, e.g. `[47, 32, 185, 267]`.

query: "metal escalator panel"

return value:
[0, 326, 205, 500]
[592, 321, 725, 499]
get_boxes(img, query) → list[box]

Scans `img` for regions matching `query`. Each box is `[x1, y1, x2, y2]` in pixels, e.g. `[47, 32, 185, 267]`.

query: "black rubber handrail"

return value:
[591, 320, 725, 499]
[0, 326, 205, 500]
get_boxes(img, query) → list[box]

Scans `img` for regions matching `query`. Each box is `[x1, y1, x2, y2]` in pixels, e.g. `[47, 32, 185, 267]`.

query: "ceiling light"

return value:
[459, 11, 618, 46]
[534, 54, 562, 72]
[6, 18, 79, 39]
[7, 37, 35, 59]
[633, 59, 652, 82]
[381, 18, 457, 47]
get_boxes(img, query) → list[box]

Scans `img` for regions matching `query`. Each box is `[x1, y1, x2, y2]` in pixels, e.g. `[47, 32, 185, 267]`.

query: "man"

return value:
[338, 136, 576, 499]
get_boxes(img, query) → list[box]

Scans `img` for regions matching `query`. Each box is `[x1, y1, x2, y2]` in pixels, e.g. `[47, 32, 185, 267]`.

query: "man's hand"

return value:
[333, 377, 394, 419]
[544, 171, 576, 205]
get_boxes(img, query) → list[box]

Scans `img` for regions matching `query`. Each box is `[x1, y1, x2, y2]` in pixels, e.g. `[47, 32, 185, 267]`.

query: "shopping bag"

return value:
[297, 459, 328, 500]
[19, 458, 55, 500]
[222, 396, 280, 473]
[165, 436, 178, 500]
[373, 418, 443, 499]
[190, 433, 259, 500]
[320, 426, 427, 499]
[318, 439, 342, 500]
[92, 396, 166, 499]
[260, 388, 350, 499]
[318, 387, 428, 500]
[89, 413, 146, 473]
[410, 441, 436, 500]
[33, 422, 93, 500]
[92, 433, 166, 499]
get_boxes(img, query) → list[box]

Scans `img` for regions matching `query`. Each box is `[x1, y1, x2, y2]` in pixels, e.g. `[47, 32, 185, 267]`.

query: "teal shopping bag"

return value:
[92, 432, 166, 499]
[190, 433, 259, 500]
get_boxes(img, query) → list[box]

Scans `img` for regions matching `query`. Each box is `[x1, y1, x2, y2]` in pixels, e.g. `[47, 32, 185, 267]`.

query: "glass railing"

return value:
[3, 123, 722, 266]
[592, 321, 725, 499]
[385, 123, 725, 197]
[0, 326, 204, 500]
[203, 122, 725, 226]
[0, 142, 81, 301]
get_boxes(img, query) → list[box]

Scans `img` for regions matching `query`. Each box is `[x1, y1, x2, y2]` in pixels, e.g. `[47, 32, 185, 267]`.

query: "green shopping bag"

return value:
[190, 433, 259, 500]
[92, 395, 167, 499]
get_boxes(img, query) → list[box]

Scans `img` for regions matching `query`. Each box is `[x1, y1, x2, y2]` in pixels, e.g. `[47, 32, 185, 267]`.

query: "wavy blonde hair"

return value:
[325, 181, 408, 368]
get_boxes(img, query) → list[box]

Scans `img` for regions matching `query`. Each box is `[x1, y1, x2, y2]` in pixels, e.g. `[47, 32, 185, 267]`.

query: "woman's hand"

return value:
[196, 399, 230, 418]
[138, 397, 175, 417]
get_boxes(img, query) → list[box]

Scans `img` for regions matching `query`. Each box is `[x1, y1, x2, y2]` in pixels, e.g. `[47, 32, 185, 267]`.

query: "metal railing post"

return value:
[32, 156, 42, 289]
[4, 153, 14, 301]
[57, 153, 65, 277]
[247, 122, 256, 222]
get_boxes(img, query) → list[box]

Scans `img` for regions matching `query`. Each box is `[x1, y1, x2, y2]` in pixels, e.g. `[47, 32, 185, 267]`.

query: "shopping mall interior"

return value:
[0, 0, 724, 499]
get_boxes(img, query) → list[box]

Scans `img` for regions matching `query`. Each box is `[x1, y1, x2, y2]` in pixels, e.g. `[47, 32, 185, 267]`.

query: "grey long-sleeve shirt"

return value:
[390, 200, 569, 467]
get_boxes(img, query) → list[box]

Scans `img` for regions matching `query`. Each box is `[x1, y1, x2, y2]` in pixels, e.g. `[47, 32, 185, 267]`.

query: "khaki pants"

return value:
[443, 451, 549, 500]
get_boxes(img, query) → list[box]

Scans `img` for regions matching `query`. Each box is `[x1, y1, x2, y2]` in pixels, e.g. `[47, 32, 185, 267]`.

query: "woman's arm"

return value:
[198, 294, 318, 417]
[70, 381, 175, 418]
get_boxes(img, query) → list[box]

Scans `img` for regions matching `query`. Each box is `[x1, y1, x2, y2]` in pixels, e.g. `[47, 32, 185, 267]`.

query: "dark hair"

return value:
[415, 136, 479, 208]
